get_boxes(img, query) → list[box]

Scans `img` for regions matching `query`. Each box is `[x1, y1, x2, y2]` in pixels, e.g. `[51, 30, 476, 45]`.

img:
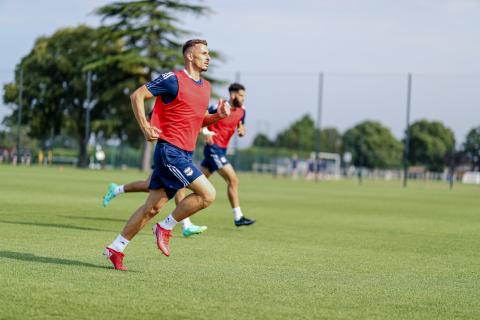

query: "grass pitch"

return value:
[0, 165, 479, 319]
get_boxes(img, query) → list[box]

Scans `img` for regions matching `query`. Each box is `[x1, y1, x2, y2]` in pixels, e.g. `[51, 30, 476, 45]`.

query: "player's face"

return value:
[230, 90, 246, 107]
[192, 44, 210, 72]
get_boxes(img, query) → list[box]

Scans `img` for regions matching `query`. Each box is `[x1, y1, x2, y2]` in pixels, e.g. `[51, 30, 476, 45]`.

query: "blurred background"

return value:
[1, 0, 479, 184]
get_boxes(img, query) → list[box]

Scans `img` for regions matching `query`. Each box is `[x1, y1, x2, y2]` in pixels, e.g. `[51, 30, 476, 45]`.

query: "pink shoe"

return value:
[103, 247, 127, 271]
[153, 223, 172, 257]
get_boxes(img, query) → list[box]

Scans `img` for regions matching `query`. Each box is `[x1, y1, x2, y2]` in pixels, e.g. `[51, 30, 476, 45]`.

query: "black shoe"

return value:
[234, 216, 256, 227]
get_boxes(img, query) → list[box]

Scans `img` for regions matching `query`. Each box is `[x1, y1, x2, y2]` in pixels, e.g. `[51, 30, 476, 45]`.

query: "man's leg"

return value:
[153, 175, 216, 256]
[103, 176, 151, 207]
[200, 165, 212, 178]
[175, 188, 208, 237]
[121, 188, 168, 239]
[104, 188, 169, 270]
[124, 179, 150, 193]
[170, 175, 216, 222]
[217, 164, 255, 227]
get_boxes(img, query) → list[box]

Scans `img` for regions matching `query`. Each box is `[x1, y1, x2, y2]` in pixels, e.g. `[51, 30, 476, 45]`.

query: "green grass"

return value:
[0, 165, 479, 319]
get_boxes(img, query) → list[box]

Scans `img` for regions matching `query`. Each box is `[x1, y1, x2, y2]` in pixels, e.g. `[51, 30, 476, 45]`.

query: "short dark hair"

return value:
[228, 83, 245, 93]
[182, 39, 208, 55]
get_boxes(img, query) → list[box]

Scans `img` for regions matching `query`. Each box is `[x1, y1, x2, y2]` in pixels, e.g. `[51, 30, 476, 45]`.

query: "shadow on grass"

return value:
[0, 219, 110, 232]
[59, 215, 126, 223]
[0, 250, 110, 270]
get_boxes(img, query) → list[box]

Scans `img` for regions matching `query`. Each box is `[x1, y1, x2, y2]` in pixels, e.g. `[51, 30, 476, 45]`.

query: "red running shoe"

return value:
[103, 247, 127, 271]
[153, 223, 172, 256]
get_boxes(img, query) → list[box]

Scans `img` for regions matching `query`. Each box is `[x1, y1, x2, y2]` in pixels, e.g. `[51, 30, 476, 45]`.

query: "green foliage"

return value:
[94, 0, 221, 80]
[276, 114, 315, 151]
[273, 114, 342, 154]
[252, 133, 274, 148]
[463, 126, 480, 170]
[343, 120, 403, 169]
[1, 25, 141, 166]
[320, 127, 343, 153]
[408, 120, 455, 172]
[0, 126, 38, 151]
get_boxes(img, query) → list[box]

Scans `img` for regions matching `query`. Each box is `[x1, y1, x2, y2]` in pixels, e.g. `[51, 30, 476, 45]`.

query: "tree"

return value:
[343, 120, 403, 169]
[2, 25, 137, 167]
[276, 114, 315, 152]
[252, 133, 274, 148]
[94, 0, 218, 171]
[320, 127, 342, 153]
[407, 119, 455, 172]
[273, 114, 342, 154]
[463, 126, 480, 170]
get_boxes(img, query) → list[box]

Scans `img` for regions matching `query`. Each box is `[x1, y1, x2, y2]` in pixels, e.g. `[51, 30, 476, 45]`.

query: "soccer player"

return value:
[193, 83, 255, 226]
[103, 39, 230, 271]
[103, 83, 255, 228]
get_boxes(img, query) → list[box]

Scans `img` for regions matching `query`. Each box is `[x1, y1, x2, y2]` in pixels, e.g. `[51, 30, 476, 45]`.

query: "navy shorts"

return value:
[200, 144, 229, 173]
[149, 141, 203, 199]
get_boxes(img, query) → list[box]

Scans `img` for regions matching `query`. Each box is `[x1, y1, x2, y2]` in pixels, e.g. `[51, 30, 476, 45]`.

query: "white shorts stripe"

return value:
[160, 149, 190, 186]
[167, 164, 190, 186]
[211, 154, 224, 169]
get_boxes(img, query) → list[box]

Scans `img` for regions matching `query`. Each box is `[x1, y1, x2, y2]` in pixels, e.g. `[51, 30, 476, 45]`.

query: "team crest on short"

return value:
[220, 157, 227, 163]
[184, 167, 193, 176]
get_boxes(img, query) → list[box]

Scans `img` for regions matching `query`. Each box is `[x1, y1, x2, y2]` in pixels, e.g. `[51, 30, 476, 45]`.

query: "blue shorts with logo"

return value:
[149, 140, 203, 199]
[200, 144, 230, 173]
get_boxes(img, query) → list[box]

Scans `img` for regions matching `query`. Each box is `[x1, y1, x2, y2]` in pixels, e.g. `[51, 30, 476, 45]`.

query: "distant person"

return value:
[103, 39, 230, 271]
[290, 153, 299, 179]
[103, 83, 255, 228]
[11, 150, 18, 166]
[23, 150, 31, 166]
[38, 150, 44, 165]
[305, 153, 316, 180]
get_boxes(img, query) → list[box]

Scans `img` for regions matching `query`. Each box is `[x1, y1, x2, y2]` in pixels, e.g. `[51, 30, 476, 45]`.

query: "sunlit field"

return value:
[0, 165, 479, 319]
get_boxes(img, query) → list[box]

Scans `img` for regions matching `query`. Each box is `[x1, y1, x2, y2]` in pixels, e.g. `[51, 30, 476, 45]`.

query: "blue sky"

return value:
[1, 0, 479, 148]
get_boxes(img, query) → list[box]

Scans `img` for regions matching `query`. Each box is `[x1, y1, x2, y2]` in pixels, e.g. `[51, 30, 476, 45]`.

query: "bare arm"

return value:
[130, 85, 161, 141]
[237, 122, 246, 137]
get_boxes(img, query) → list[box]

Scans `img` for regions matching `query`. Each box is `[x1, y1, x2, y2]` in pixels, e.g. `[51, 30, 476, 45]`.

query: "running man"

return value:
[103, 39, 230, 271]
[103, 83, 255, 227]
[193, 82, 255, 226]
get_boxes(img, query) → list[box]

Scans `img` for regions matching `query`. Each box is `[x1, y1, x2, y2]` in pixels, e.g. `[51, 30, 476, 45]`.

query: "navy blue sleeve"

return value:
[240, 108, 246, 124]
[146, 72, 178, 104]
[207, 104, 217, 114]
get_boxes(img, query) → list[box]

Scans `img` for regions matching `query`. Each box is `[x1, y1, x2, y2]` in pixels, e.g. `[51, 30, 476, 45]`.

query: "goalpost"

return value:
[462, 171, 480, 184]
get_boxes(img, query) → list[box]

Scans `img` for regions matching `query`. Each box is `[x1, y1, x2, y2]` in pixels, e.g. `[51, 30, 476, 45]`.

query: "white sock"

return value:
[160, 214, 178, 230]
[114, 185, 125, 195]
[233, 207, 243, 221]
[108, 234, 130, 253]
[182, 217, 193, 229]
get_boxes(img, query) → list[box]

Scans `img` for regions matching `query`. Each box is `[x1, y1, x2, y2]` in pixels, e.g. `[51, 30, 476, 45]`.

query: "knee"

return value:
[229, 176, 239, 188]
[202, 188, 216, 208]
[144, 203, 163, 218]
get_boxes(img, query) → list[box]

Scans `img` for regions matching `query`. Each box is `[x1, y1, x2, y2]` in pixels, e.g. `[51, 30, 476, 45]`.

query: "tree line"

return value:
[2, 0, 217, 169]
[252, 114, 480, 172]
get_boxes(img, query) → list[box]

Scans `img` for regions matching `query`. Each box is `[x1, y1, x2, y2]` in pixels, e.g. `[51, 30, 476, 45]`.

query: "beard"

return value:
[233, 97, 241, 107]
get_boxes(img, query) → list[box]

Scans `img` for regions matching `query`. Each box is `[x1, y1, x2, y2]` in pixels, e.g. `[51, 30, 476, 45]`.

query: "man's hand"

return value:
[202, 127, 215, 145]
[204, 134, 214, 145]
[238, 123, 246, 137]
[142, 125, 161, 142]
[217, 99, 231, 118]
